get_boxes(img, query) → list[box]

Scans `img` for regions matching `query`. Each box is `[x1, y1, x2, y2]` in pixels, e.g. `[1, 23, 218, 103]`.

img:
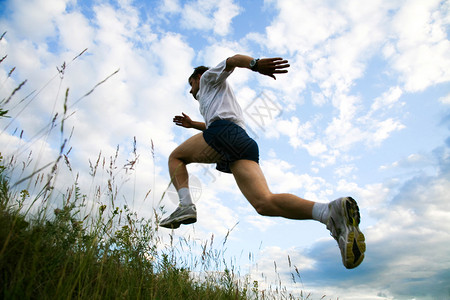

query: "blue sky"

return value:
[1, 0, 450, 299]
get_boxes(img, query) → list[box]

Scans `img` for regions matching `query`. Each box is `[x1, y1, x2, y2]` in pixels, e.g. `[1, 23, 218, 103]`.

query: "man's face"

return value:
[189, 75, 200, 100]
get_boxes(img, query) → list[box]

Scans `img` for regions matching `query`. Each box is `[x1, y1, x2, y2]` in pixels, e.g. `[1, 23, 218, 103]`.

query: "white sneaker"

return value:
[160, 204, 197, 229]
[327, 197, 366, 269]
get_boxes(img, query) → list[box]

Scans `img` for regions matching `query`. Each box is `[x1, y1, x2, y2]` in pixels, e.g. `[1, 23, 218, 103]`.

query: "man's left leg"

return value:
[230, 159, 315, 219]
[230, 159, 365, 269]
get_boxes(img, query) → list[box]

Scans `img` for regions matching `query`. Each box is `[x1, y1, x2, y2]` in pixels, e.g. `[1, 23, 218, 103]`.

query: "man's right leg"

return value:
[160, 133, 221, 229]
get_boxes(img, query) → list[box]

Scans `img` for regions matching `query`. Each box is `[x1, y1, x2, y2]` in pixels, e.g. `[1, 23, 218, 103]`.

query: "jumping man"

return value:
[160, 54, 366, 269]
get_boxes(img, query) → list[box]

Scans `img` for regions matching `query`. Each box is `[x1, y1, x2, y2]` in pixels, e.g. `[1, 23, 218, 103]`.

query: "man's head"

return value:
[188, 66, 209, 99]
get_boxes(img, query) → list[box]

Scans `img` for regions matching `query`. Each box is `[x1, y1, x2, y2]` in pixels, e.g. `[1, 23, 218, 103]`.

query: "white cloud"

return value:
[159, 0, 181, 14]
[334, 164, 357, 179]
[265, 0, 347, 54]
[385, 0, 450, 92]
[197, 194, 240, 236]
[180, 0, 241, 36]
[4, 0, 70, 41]
[379, 153, 433, 170]
[370, 86, 403, 112]
[264, 0, 390, 91]
[272, 85, 406, 166]
[258, 0, 448, 173]
[261, 157, 330, 200]
[371, 118, 405, 145]
[439, 93, 450, 105]
[324, 118, 363, 151]
[213, 0, 242, 36]
[362, 173, 450, 296]
[180, 2, 212, 32]
[336, 180, 390, 212]
[303, 139, 328, 157]
[274, 116, 329, 156]
[274, 117, 300, 147]
[246, 215, 276, 232]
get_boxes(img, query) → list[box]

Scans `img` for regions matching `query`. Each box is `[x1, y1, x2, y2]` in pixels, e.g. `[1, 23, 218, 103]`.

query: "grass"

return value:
[0, 152, 255, 299]
[0, 31, 319, 299]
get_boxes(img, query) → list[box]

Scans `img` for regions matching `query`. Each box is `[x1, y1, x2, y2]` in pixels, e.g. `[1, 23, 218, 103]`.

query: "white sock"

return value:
[178, 187, 193, 206]
[312, 202, 330, 225]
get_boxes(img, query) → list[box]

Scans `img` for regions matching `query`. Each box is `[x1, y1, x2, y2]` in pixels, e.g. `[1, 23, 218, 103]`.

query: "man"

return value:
[160, 54, 366, 269]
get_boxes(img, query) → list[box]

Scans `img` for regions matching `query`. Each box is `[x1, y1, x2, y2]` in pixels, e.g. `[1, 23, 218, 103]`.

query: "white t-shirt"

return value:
[197, 59, 245, 129]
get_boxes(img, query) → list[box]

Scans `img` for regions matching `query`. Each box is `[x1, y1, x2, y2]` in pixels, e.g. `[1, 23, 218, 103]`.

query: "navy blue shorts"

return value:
[203, 119, 259, 173]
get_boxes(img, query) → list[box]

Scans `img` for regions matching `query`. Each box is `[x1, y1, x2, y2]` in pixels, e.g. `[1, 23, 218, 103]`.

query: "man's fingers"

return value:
[271, 60, 289, 69]
[276, 63, 290, 69]
[266, 57, 286, 63]
[262, 58, 289, 67]
[174, 114, 187, 120]
[258, 58, 290, 78]
[273, 69, 289, 73]
[272, 59, 289, 65]
[173, 113, 192, 128]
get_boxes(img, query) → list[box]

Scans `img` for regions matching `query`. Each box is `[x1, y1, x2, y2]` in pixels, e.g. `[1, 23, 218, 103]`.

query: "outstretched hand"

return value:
[173, 113, 193, 128]
[256, 57, 290, 80]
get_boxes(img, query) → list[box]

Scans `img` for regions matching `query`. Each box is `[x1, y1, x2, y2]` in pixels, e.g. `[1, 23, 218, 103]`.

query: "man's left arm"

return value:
[173, 113, 206, 131]
[225, 54, 290, 80]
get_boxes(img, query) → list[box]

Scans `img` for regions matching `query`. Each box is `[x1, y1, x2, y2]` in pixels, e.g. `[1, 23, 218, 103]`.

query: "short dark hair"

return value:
[189, 66, 209, 81]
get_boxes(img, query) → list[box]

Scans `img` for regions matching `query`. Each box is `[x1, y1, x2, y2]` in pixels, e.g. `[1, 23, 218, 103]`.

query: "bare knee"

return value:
[251, 194, 276, 216]
[168, 151, 178, 163]
[169, 149, 189, 166]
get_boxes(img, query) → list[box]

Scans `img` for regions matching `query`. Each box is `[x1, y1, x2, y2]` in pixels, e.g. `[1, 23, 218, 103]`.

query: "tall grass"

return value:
[0, 34, 253, 299]
[0, 152, 253, 299]
[0, 32, 319, 299]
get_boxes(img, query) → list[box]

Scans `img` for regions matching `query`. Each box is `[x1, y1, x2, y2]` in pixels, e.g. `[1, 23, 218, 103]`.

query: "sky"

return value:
[1, 0, 450, 299]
